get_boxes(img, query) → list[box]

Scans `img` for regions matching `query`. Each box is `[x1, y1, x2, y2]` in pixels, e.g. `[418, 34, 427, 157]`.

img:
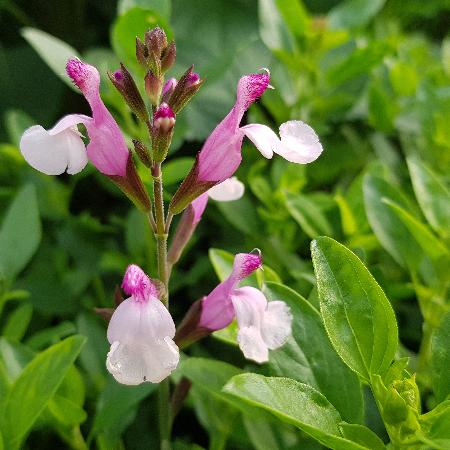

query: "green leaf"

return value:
[21, 28, 80, 90]
[163, 157, 195, 186]
[311, 236, 398, 382]
[420, 400, 450, 447]
[285, 192, 333, 239]
[178, 358, 241, 396]
[383, 199, 448, 261]
[328, 0, 386, 29]
[117, 0, 171, 18]
[407, 156, 450, 238]
[1, 335, 85, 449]
[92, 377, 155, 439]
[339, 423, 385, 450]
[264, 282, 364, 424]
[111, 7, 172, 73]
[0, 184, 41, 281]
[363, 173, 423, 271]
[2, 303, 33, 341]
[258, 0, 296, 52]
[47, 395, 87, 427]
[431, 312, 450, 403]
[224, 374, 370, 450]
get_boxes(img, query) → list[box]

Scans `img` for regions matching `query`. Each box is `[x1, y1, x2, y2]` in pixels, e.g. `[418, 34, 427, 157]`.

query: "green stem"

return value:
[152, 162, 171, 450]
[159, 378, 172, 450]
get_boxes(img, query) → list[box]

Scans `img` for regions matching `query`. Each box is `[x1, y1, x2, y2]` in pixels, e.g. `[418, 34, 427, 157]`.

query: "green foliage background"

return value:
[0, 0, 449, 449]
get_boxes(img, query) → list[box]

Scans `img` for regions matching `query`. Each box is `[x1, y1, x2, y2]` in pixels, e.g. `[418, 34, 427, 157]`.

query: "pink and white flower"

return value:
[20, 58, 130, 177]
[199, 252, 292, 363]
[106, 265, 179, 385]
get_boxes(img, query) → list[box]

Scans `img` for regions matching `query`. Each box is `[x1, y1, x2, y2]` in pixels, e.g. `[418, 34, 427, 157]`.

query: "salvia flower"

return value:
[106, 264, 179, 385]
[20, 58, 130, 177]
[176, 251, 292, 363]
[200, 252, 292, 363]
[170, 69, 323, 215]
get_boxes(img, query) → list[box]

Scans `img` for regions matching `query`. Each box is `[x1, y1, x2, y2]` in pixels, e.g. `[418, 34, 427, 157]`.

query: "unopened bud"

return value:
[161, 41, 176, 72]
[152, 103, 175, 163]
[168, 65, 204, 114]
[133, 139, 152, 168]
[108, 64, 149, 122]
[145, 27, 168, 59]
[162, 77, 177, 103]
[144, 70, 163, 105]
[135, 37, 148, 66]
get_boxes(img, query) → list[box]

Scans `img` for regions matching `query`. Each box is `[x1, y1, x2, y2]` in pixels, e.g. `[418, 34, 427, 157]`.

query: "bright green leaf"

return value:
[1, 335, 85, 449]
[264, 282, 364, 424]
[311, 237, 398, 382]
[224, 374, 370, 450]
[2, 303, 33, 341]
[339, 423, 385, 450]
[117, 0, 171, 18]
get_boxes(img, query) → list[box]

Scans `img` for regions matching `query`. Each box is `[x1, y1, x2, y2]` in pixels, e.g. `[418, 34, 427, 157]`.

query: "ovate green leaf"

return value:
[224, 374, 371, 450]
[264, 282, 364, 424]
[311, 237, 398, 381]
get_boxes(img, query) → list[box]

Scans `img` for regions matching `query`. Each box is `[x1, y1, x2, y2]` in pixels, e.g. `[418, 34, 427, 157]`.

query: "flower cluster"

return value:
[19, 26, 323, 386]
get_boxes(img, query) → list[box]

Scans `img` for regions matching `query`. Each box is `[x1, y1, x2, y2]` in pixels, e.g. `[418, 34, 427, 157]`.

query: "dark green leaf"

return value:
[363, 173, 423, 271]
[407, 156, 450, 238]
[328, 0, 386, 29]
[0, 184, 41, 281]
[285, 192, 333, 238]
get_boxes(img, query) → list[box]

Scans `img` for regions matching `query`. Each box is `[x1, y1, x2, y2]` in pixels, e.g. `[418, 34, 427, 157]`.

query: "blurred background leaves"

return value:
[0, 0, 449, 448]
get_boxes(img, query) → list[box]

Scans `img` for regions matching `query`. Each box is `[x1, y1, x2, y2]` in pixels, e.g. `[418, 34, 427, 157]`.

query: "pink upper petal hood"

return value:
[199, 251, 262, 330]
[66, 58, 130, 176]
[196, 71, 270, 183]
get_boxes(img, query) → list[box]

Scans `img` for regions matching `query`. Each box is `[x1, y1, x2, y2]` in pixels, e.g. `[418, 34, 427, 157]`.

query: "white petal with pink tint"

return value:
[208, 177, 245, 201]
[276, 120, 323, 164]
[20, 115, 90, 175]
[106, 297, 179, 385]
[241, 124, 278, 158]
[231, 286, 292, 363]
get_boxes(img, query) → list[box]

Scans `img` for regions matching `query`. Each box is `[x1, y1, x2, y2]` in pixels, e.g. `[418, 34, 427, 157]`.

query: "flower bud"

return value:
[168, 66, 203, 114]
[161, 41, 176, 72]
[133, 139, 152, 168]
[161, 78, 177, 103]
[144, 70, 163, 105]
[108, 64, 149, 122]
[152, 103, 175, 163]
[135, 37, 148, 66]
[145, 27, 168, 59]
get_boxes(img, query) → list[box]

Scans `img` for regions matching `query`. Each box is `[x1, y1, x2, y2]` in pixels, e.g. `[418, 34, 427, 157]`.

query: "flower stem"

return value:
[152, 162, 172, 450]
[153, 163, 169, 306]
[159, 378, 172, 450]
